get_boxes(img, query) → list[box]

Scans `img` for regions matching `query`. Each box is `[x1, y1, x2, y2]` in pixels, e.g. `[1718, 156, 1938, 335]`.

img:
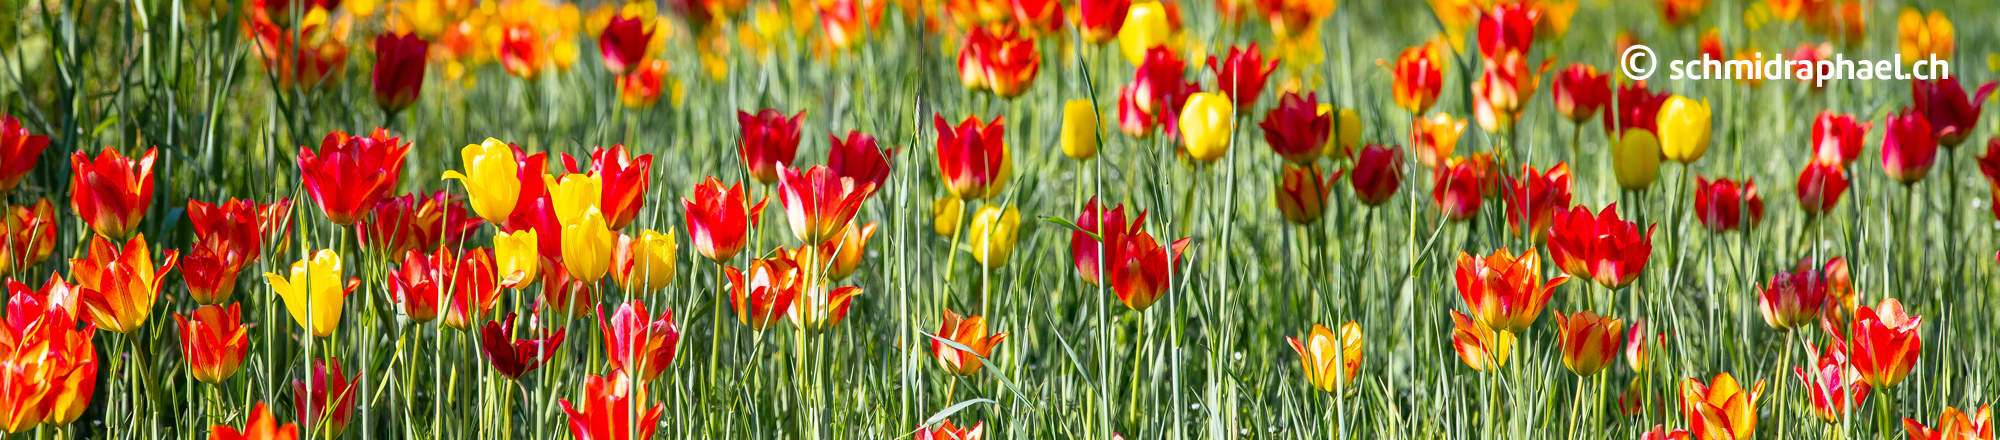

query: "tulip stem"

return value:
[708, 261, 725, 397]
[128, 332, 166, 429]
[1564, 374, 1584, 440]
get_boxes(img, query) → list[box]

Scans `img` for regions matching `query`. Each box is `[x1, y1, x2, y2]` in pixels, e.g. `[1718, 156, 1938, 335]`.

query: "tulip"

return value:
[1904, 405, 1993, 440]
[1641, 426, 1691, 440]
[738, 109, 804, 184]
[817, 0, 883, 51]
[1412, 113, 1466, 168]
[1796, 161, 1850, 217]
[209, 402, 299, 440]
[1546, 204, 1654, 290]
[1274, 163, 1337, 225]
[978, 28, 1041, 99]
[598, 14, 653, 74]
[0, 115, 50, 197]
[293, 358, 357, 437]
[1077, 0, 1132, 45]
[1116, 1, 1174, 65]
[776, 165, 876, 243]
[1550, 64, 1608, 122]
[618, 59, 670, 109]
[442, 138, 523, 224]
[68, 147, 157, 239]
[1130, 48, 1197, 118]
[684, 177, 768, 262]
[547, 173, 605, 227]
[1389, 42, 1445, 115]
[1794, 337, 1868, 422]
[1882, 109, 1939, 185]
[1207, 44, 1277, 109]
[1553, 310, 1624, 376]
[409, 248, 501, 329]
[573, 144, 656, 230]
[498, 24, 545, 79]
[1811, 111, 1870, 166]
[1107, 226, 1188, 312]
[1850, 298, 1922, 388]
[598, 302, 680, 383]
[541, 261, 604, 321]
[967, 204, 1020, 268]
[935, 114, 1011, 200]
[918, 421, 986, 440]
[385, 251, 444, 324]
[723, 252, 798, 331]
[494, 229, 541, 286]
[560, 374, 664, 440]
[1, 199, 57, 277]
[1061, 99, 1102, 161]
[1625, 319, 1657, 373]
[786, 262, 864, 330]
[501, 146, 554, 236]
[828, 130, 895, 191]
[1470, 52, 1552, 133]
[0, 274, 97, 432]
[1658, 0, 1705, 27]
[1896, 8, 1954, 67]
[1285, 322, 1362, 393]
[1260, 92, 1331, 164]
[1453, 248, 1565, 332]
[1656, 95, 1711, 163]
[1319, 104, 1362, 161]
[174, 303, 250, 384]
[1501, 162, 1572, 242]
[1179, 92, 1235, 163]
[1477, 2, 1539, 58]
[71, 234, 178, 333]
[479, 313, 567, 379]
[562, 207, 617, 284]
[1910, 78, 1998, 148]
[958, 29, 995, 92]
[1350, 144, 1403, 206]
[1693, 176, 1764, 233]
[246, 8, 350, 89]
[612, 229, 678, 292]
[1680, 373, 1766, 440]
[1010, 0, 1064, 36]
[819, 221, 876, 281]
[1432, 155, 1490, 222]
[1117, 86, 1157, 138]
[1611, 129, 1663, 190]
[1069, 197, 1124, 286]
[1605, 82, 1669, 136]
[298, 129, 412, 226]
[933, 309, 1008, 376]
[358, 192, 480, 258]
[266, 249, 354, 337]
[1449, 310, 1515, 372]
[371, 33, 428, 114]
[933, 197, 963, 237]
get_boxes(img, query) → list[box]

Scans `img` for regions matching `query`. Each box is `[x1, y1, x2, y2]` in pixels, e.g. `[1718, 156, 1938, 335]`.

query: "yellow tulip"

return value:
[823, 221, 877, 281]
[967, 204, 1020, 268]
[1657, 95, 1711, 164]
[546, 173, 605, 225]
[1060, 99, 1101, 161]
[1179, 92, 1235, 163]
[1897, 8, 1953, 64]
[1612, 129, 1663, 191]
[442, 138, 522, 223]
[494, 229, 541, 286]
[1317, 104, 1362, 161]
[265, 249, 351, 337]
[1117, 1, 1174, 65]
[613, 229, 678, 292]
[932, 197, 963, 237]
[563, 207, 617, 283]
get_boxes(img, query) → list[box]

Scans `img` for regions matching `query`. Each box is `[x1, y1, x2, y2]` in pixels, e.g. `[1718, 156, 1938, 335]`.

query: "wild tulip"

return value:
[72, 234, 178, 333]
[612, 229, 678, 293]
[497, 24, 545, 79]
[1261, 92, 1331, 165]
[1077, 0, 1132, 45]
[1550, 64, 1609, 123]
[1412, 113, 1467, 168]
[265, 249, 354, 337]
[1693, 176, 1764, 233]
[68, 147, 157, 239]
[1274, 163, 1337, 225]
[1179, 92, 1235, 163]
[828, 130, 895, 191]
[1350, 144, 1404, 206]
[618, 59, 670, 108]
[1811, 111, 1870, 166]
[958, 29, 995, 92]
[738, 109, 804, 184]
[935, 114, 1011, 200]
[1501, 162, 1571, 242]
[1286, 322, 1362, 393]
[442, 138, 523, 224]
[1453, 248, 1565, 332]
[1470, 54, 1552, 133]
[683, 177, 767, 262]
[598, 302, 680, 383]
[1850, 298, 1922, 388]
[1, 199, 57, 277]
[1207, 43, 1277, 109]
[1904, 405, 1993, 440]
[1605, 82, 1669, 136]
[933, 309, 1009, 376]
[1796, 161, 1850, 217]
[1061, 99, 1102, 161]
[1477, 2, 1539, 57]
[298, 129, 411, 226]
[1115, 1, 1174, 65]
[1680, 373, 1766, 440]
[1657, 95, 1711, 163]
[1070, 197, 1127, 286]
[776, 165, 876, 243]
[1546, 204, 1654, 290]
[1553, 310, 1624, 376]
[0, 275, 98, 432]
[209, 402, 298, 440]
[724, 252, 801, 331]
[1389, 42, 1445, 115]
[493, 229, 541, 287]
[0, 115, 50, 197]
[562, 207, 617, 284]
[821, 221, 877, 281]
[570, 144, 655, 230]
[597, 15, 653, 74]
[1910, 77, 1997, 148]
[174, 303, 250, 384]
[1117, 85, 1158, 138]
[370, 33, 428, 114]
[1107, 226, 1188, 312]
[968, 205, 1020, 268]
[1449, 310, 1515, 372]
[478, 313, 567, 379]
[560, 374, 664, 440]
[294, 358, 357, 437]
[1794, 337, 1868, 422]
[1611, 129, 1663, 190]
[1432, 155, 1490, 222]
[1882, 109, 1939, 185]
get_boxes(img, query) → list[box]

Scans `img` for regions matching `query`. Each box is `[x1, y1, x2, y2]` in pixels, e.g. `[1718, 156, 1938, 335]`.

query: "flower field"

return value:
[3, 0, 2000, 438]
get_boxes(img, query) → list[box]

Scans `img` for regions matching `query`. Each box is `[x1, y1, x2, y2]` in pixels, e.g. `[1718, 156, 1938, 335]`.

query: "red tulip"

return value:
[598, 302, 680, 383]
[1454, 248, 1566, 332]
[1758, 259, 1830, 330]
[1477, 2, 1540, 59]
[934, 114, 1009, 200]
[1069, 197, 1129, 286]
[1501, 162, 1573, 242]
[1274, 163, 1339, 225]
[1604, 81, 1669, 136]
[208, 401, 298, 440]
[370, 33, 428, 114]
[361, 191, 484, 257]
[498, 23, 543, 79]
[1432, 155, 1491, 222]
[293, 358, 356, 438]
[1977, 138, 2000, 188]
[1550, 64, 1609, 123]
[1810, 111, 1870, 166]
[1077, 0, 1131, 44]
[817, 0, 883, 51]
[564, 144, 655, 230]
[1260, 92, 1332, 164]
[1, 199, 57, 277]
[560, 374, 663, 440]
[972, 28, 1040, 99]
[1847, 298, 1922, 388]
[722, 252, 801, 331]
[174, 303, 249, 384]
[536, 261, 600, 320]
[1068, 197, 1188, 311]
[501, 144, 553, 235]
[72, 234, 178, 333]
[618, 60, 669, 109]
[1389, 43, 1445, 115]
[1117, 84, 1158, 138]
[598, 15, 654, 75]
[737, 109, 804, 184]
[958, 28, 996, 92]
[918, 420, 986, 440]
[1471, 51, 1554, 133]
[1904, 405, 1994, 440]
[1546, 203, 1654, 289]
[1794, 336, 1868, 422]
[828, 130, 895, 191]
[683, 177, 768, 262]
[1881, 109, 1938, 186]
[1207, 44, 1277, 109]
[1131, 47, 1198, 121]
[1910, 78, 1998, 147]
[68, 147, 157, 239]
[0, 273, 97, 431]
[1010, 0, 1065, 37]
[298, 128, 411, 226]
[389, 248, 501, 328]
[1796, 160, 1849, 217]
[1693, 176, 1764, 233]
[0, 115, 49, 197]
[775, 165, 876, 243]
[1350, 144, 1404, 207]
[479, 312, 566, 379]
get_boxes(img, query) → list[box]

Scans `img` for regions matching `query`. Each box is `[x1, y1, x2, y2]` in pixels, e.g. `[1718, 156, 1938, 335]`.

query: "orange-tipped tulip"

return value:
[68, 147, 157, 239]
[1, 199, 57, 277]
[723, 253, 801, 331]
[1285, 322, 1362, 393]
[1553, 310, 1624, 376]
[932, 308, 1008, 376]
[1501, 162, 1572, 242]
[1679, 373, 1766, 440]
[1453, 248, 1565, 332]
[1850, 298, 1922, 388]
[1449, 310, 1515, 372]
[1904, 405, 1993, 440]
[72, 234, 179, 333]
[1274, 163, 1338, 225]
[174, 303, 250, 384]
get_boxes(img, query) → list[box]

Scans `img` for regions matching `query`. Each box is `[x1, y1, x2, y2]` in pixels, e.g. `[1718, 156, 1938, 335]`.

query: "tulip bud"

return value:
[1179, 92, 1235, 163]
[967, 204, 1021, 268]
[1657, 95, 1711, 163]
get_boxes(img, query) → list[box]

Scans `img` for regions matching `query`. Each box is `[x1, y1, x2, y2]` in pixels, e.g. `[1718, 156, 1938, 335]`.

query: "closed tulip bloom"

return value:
[1274, 163, 1337, 225]
[68, 147, 157, 239]
[1069, 197, 1125, 286]
[1811, 111, 1870, 166]
[1061, 99, 1103, 161]
[1285, 322, 1362, 393]
[1453, 248, 1565, 332]
[828, 131, 895, 191]
[932, 197, 963, 237]
[1550, 64, 1609, 122]
[723, 253, 799, 331]
[1693, 176, 1764, 233]
[1109, 228, 1189, 312]
[1411, 113, 1466, 168]
[597, 15, 653, 74]
[1389, 42, 1445, 115]
[1261, 92, 1331, 164]
[441, 138, 521, 223]
[478, 313, 566, 379]
[265, 249, 354, 337]
[1501, 162, 1571, 242]
[777, 165, 876, 243]
[1882, 109, 1939, 185]
[968, 205, 1020, 268]
[547, 173, 605, 226]
[1350, 144, 1404, 206]
[932, 309, 1008, 376]
[493, 229, 541, 286]
[935, 114, 1010, 200]
[420, 248, 502, 329]
[1010, 0, 1064, 36]
[819, 221, 876, 281]
[1546, 204, 1654, 289]
[1553, 310, 1624, 376]
[1116, 1, 1174, 65]
[1850, 298, 1922, 388]
[560, 374, 664, 440]
[738, 109, 804, 184]
[1180, 92, 1235, 162]
[1077, 0, 1132, 44]
[2, 199, 58, 277]
[0, 115, 50, 197]
[598, 302, 680, 383]
[1128, 47, 1199, 127]
[208, 402, 299, 440]
[612, 230, 677, 292]
[1656, 95, 1711, 163]
[1794, 338, 1868, 422]
[71, 234, 178, 333]
[562, 207, 616, 283]
[1611, 129, 1663, 190]
[293, 358, 357, 437]
[1605, 82, 1670, 136]
[1625, 320, 1656, 373]
[1432, 156, 1489, 222]
[1319, 105, 1362, 161]
[298, 129, 411, 226]
[1680, 373, 1766, 440]
[1796, 161, 1849, 217]
[958, 29, 995, 91]
[385, 250, 444, 324]
[1904, 405, 1993, 440]
[1449, 310, 1515, 372]
[370, 33, 428, 114]
[1207, 44, 1277, 109]
[174, 303, 250, 384]
[1477, 2, 1539, 57]
[1910, 78, 1998, 148]
[1896, 8, 1954, 66]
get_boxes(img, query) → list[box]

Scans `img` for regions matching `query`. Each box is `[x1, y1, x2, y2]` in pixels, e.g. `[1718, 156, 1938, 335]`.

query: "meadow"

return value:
[1, 0, 1998, 439]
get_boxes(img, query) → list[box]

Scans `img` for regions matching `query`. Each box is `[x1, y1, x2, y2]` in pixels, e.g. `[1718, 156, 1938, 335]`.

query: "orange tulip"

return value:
[1274, 163, 1338, 225]
[72, 234, 179, 333]
[1794, 337, 1868, 422]
[0, 115, 49, 197]
[560, 374, 664, 440]
[208, 402, 299, 440]
[1453, 248, 1564, 333]
[776, 164, 877, 243]
[174, 303, 250, 384]
[68, 147, 157, 239]
[932, 309, 1008, 376]
[1850, 298, 1922, 388]
[0, 275, 97, 432]
[1286, 322, 1362, 393]
[1389, 43, 1445, 114]
[1449, 310, 1514, 372]
[1, 199, 57, 277]
[723, 252, 801, 331]
[1500, 162, 1572, 243]
[1552, 310, 1624, 376]
[1411, 113, 1466, 168]
[918, 420, 986, 440]
[1905, 405, 1993, 440]
[1679, 373, 1766, 440]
